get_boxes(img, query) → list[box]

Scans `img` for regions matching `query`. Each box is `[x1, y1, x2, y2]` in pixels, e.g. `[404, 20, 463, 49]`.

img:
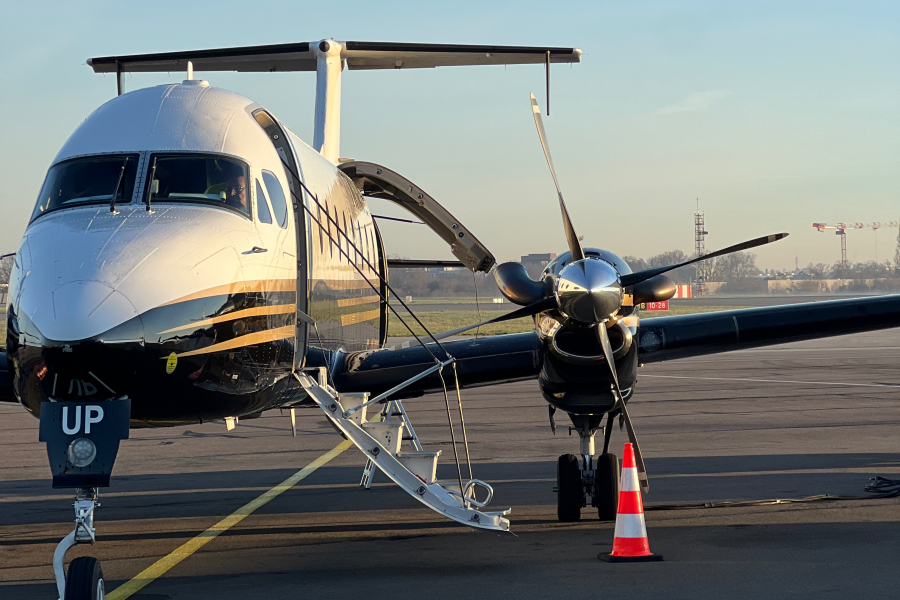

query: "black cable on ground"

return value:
[644, 476, 900, 512]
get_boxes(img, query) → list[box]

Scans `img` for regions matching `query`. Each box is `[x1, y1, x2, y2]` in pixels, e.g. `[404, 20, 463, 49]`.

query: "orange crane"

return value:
[812, 221, 900, 266]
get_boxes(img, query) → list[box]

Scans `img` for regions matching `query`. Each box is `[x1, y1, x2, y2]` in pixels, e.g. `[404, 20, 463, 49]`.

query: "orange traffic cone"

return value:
[599, 443, 663, 562]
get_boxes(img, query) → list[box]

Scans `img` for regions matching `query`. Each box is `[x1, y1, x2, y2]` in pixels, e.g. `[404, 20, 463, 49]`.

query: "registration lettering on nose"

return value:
[61, 405, 105, 435]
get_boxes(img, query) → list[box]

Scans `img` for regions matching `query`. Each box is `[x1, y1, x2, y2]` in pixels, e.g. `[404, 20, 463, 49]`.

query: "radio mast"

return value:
[693, 198, 709, 296]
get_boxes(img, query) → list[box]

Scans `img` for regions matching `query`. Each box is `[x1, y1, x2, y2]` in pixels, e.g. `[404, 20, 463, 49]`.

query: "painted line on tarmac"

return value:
[107, 440, 353, 600]
[642, 375, 900, 388]
[733, 346, 900, 353]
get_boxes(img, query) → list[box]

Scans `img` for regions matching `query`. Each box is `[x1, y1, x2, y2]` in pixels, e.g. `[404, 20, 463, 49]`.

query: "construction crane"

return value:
[812, 221, 900, 267]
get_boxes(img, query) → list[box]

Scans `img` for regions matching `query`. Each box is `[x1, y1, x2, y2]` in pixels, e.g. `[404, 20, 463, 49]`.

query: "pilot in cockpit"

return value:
[224, 171, 247, 213]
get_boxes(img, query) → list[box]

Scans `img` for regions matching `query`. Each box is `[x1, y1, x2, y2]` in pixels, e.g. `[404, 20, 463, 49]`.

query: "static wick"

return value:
[545, 51, 550, 116]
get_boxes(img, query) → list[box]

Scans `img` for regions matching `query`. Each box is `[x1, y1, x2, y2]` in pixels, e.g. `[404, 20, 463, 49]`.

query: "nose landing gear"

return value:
[39, 398, 130, 600]
[555, 413, 620, 521]
[53, 488, 105, 600]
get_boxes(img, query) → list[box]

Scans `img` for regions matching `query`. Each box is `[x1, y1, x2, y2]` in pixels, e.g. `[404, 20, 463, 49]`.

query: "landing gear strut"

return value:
[54, 487, 105, 600]
[555, 413, 619, 522]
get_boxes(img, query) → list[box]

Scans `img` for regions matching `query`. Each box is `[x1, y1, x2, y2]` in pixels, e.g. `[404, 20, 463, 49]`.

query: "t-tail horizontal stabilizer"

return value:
[87, 39, 582, 163]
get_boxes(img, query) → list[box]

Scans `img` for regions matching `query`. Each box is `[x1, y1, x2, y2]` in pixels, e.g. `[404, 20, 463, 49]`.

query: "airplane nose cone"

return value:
[26, 280, 140, 342]
[555, 258, 623, 323]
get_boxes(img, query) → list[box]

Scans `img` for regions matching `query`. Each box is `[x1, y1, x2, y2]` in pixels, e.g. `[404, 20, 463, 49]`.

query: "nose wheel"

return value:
[64, 557, 105, 600]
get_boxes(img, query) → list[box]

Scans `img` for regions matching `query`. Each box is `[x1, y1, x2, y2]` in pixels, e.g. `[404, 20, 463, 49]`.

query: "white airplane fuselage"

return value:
[7, 81, 384, 423]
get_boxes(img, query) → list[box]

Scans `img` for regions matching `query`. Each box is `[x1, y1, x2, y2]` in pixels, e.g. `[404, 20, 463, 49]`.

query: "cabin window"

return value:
[31, 154, 139, 221]
[255, 180, 273, 224]
[261, 170, 288, 228]
[145, 154, 250, 217]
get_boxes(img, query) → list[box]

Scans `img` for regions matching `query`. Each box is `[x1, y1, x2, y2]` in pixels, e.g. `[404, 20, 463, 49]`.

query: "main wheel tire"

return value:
[594, 453, 620, 521]
[557, 454, 583, 522]
[64, 556, 105, 600]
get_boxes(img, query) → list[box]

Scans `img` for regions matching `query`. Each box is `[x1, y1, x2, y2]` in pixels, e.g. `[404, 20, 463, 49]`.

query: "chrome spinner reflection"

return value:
[554, 258, 623, 324]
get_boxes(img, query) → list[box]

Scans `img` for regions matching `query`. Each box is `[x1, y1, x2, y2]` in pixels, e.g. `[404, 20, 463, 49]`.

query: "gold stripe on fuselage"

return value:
[161, 279, 297, 307]
[341, 309, 380, 326]
[336, 295, 381, 308]
[173, 325, 295, 358]
[157, 304, 297, 335]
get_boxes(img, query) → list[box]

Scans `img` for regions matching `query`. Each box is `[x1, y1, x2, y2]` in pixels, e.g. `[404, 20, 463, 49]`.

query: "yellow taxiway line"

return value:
[107, 440, 353, 600]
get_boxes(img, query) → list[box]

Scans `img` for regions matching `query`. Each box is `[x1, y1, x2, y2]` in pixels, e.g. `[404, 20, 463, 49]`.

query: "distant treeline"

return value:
[386, 253, 900, 298]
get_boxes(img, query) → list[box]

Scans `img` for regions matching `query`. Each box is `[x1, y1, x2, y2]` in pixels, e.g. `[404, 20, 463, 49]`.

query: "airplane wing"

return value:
[638, 294, 900, 363]
[322, 295, 900, 397]
[87, 41, 581, 74]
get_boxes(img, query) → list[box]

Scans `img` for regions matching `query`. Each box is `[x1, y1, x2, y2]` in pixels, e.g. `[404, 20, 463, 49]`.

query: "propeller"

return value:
[620, 233, 789, 288]
[596, 321, 648, 492]
[530, 93, 584, 262]
[407, 94, 790, 493]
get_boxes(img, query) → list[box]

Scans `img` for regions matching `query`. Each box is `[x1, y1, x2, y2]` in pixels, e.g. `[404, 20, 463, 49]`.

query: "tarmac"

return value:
[2, 328, 899, 599]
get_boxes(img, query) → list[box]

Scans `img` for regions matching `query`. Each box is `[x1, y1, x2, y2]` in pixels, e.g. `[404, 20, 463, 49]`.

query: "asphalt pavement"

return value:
[1, 329, 899, 599]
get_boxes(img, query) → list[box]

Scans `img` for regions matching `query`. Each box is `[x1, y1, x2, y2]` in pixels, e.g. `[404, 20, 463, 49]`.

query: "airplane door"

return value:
[251, 109, 309, 371]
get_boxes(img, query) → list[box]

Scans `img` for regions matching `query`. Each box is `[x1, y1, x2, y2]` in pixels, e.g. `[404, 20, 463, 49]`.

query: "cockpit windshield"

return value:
[31, 154, 139, 221]
[147, 154, 250, 217]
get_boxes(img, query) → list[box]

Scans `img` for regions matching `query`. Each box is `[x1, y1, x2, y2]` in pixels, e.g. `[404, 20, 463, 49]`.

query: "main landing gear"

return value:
[556, 413, 619, 522]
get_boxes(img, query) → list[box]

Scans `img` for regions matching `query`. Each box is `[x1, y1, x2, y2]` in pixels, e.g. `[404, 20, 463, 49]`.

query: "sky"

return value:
[1, 1, 897, 270]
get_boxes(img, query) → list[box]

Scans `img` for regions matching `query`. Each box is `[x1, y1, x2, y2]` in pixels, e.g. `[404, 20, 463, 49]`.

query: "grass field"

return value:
[386, 305, 750, 337]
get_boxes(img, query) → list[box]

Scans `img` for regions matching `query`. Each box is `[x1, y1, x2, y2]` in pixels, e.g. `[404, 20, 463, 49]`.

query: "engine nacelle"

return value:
[493, 262, 549, 306]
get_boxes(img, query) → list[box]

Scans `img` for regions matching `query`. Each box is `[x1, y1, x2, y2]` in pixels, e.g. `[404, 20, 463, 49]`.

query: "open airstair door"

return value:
[338, 162, 495, 273]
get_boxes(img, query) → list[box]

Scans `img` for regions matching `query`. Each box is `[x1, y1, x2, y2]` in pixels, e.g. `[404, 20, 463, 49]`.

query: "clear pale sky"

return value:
[1, 1, 897, 269]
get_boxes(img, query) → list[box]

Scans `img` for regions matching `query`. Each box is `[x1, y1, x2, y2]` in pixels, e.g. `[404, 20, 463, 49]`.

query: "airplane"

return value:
[4, 39, 900, 600]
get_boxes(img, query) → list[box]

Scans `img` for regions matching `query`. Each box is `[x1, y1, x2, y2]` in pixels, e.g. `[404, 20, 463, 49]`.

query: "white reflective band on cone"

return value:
[621, 466, 640, 492]
[614, 513, 649, 539]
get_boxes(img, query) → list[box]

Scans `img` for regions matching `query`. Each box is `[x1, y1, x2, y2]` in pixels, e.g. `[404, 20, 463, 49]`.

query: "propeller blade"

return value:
[530, 93, 585, 261]
[596, 322, 649, 492]
[388, 297, 556, 350]
[595, 320, 620, 390]
[618, 400, 649, 493]
[620, 233, 789, 288]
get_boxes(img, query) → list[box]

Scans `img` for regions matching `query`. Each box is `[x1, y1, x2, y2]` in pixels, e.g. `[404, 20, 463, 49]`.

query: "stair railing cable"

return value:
[279, 157, 451, 363]
[452, 362, 473, 481]
[279, 158, 473, 498]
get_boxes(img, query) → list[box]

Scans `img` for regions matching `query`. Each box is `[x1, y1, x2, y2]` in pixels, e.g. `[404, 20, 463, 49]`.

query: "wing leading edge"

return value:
[638, 294, 900, 363]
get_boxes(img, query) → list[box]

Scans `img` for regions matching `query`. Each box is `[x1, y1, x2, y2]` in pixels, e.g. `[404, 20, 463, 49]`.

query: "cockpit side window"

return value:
[145, 154, 251, 218]
[30, 154, 139, 221]
[255, 179, 273, 224]
[261, 170, 288, 228]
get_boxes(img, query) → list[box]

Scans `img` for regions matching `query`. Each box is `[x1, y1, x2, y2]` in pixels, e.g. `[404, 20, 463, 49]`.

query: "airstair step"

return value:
[362, 422, 403, 454]
[397, 450, 441, 484]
